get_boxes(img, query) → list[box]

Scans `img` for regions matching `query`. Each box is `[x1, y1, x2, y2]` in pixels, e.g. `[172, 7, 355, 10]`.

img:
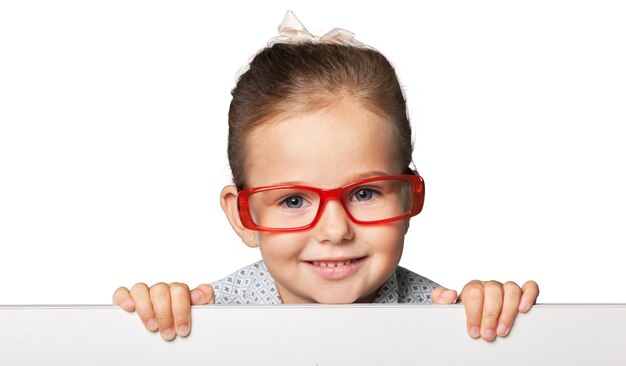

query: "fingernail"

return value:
[443, 290, 456, 299]
[147, 318, 158, 331]
[497, 323, 509, 336]
[191, 290, 201, 301]
[469, 326, 480, 338]
[177, 324, 189, 336]
[483, 329, 496, 341]
[519, 301, 529, 312]
[162, 328, 175, 340]
[123, 300, 133, 310]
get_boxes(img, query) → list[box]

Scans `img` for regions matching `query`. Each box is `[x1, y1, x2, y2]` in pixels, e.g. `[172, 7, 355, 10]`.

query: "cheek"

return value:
[258, 232, 307, 263]
[360, 222, 406, 258]
[257, 232, 310, 286]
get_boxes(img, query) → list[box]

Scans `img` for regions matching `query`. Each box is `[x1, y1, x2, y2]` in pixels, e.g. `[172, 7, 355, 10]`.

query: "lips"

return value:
[303, 256, 367, 280]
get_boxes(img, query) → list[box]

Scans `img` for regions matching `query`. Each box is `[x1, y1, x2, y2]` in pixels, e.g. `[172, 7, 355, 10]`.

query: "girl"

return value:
[113, 10, 539, 342]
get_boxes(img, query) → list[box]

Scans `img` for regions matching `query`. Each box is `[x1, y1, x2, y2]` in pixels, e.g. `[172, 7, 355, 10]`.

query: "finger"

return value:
[480, 281, 503, 342]
[150, 282, 176, 341]
[459, 280, 484, 339]
[112, 286, 135, 312]
[190, 284, 216, 305]
[496, 281, 522, 337]
[519, 280, 540, 313]
[169, 282, 191, 337]
[431, 286, 458, 304]
[130, 283, 158, 332]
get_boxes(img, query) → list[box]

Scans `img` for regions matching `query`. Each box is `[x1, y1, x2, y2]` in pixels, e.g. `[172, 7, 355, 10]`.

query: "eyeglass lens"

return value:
[247, 178, 414, 229]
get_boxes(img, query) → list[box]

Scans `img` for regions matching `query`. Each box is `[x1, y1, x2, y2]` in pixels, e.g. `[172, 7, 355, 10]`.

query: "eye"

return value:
[281, 195, 308, 209]
[351, 188, 379, 202]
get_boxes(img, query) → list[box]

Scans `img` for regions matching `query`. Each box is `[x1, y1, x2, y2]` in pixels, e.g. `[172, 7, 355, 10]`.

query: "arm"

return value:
[432, 280, 540, 342]
[112, 282, 215, 341]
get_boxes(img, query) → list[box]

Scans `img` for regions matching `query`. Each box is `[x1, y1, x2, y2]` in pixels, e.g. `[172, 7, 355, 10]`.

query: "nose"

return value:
[314, 199, 354, 244]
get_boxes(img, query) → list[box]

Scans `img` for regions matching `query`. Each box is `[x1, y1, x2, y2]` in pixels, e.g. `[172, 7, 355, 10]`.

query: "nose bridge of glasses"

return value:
[317, 186, 351, 218]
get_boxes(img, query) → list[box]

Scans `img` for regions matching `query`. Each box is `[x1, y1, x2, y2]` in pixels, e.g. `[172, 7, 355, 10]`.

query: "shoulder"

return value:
[374, 266, 440, 304]
[210, 260, 282, 304]
[396, 266, 440, 303]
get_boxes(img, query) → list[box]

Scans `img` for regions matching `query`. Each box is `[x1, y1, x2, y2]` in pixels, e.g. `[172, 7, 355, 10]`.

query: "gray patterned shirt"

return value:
[210, 260, 439, 304]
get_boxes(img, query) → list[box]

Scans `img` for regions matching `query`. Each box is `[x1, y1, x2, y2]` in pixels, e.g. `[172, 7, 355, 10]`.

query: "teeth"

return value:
[312, 259, 354, 267]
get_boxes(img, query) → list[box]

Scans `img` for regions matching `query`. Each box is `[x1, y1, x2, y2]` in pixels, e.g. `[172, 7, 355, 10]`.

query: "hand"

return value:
[432, 280, 539, 342]
[112, 282, 215, 341]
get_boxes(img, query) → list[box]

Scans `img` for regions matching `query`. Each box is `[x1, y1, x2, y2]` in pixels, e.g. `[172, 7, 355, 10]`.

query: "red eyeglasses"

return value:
[237, 174, 425, 232]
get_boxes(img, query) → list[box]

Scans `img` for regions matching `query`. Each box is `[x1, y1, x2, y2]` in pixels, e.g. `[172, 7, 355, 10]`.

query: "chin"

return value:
[312, 291, 366, 304]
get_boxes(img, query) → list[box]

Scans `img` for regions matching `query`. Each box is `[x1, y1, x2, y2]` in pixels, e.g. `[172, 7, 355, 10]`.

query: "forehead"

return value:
[244, 100, 404, 188]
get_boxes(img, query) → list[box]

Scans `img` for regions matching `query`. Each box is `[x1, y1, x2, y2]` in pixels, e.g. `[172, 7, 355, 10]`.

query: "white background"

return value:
[1, 1, 624, 304]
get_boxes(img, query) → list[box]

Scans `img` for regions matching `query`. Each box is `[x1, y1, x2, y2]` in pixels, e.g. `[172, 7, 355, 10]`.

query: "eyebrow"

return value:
[278, 170, 392, 187]
[343, 170, 392, 184]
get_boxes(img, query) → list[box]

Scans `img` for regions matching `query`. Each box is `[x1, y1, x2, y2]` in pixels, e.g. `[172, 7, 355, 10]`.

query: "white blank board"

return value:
[1, 304, 625, 365]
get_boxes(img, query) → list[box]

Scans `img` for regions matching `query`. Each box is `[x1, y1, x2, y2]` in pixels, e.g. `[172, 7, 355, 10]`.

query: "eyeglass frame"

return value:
[236, 174, 425, 232]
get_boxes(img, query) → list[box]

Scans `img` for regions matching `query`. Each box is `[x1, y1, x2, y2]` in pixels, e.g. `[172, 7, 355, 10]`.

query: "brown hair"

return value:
[228, 42, 414, 190]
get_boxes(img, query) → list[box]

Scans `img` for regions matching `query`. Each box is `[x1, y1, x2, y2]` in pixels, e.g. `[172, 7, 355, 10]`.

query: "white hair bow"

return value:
[268, 10, 365, 48]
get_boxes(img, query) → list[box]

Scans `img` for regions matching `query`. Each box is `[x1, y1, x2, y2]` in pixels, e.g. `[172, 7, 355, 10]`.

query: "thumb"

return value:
[432, 286, 458, 304]
[190, 284, 215, 305]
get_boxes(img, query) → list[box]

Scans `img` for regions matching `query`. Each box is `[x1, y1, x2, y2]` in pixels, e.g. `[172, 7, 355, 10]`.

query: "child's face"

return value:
[222, 99, 410, 303]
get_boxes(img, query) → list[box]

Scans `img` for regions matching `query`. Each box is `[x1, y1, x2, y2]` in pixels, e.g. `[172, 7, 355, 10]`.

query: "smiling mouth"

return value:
[303, 256, 368, 280]
[306, 257, 367, 267]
